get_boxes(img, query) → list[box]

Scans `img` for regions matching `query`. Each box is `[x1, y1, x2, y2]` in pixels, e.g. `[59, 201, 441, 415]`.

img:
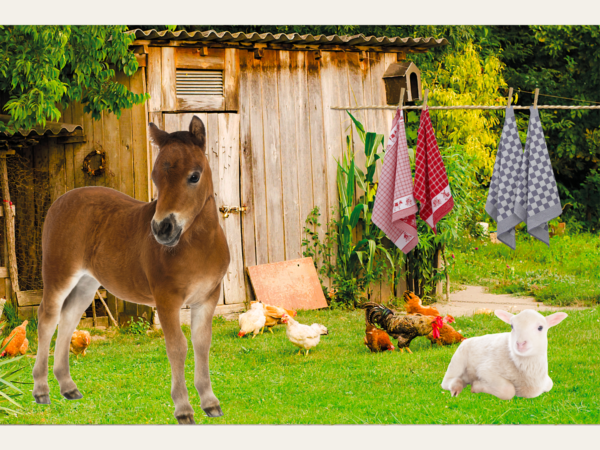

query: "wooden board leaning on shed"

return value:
[246, 257, 328, 311]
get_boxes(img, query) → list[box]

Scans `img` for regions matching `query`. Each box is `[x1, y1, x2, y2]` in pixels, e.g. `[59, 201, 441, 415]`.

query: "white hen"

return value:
[238, 302, 266, 338]
[310, 323, 328, 335]
[282, 314, 322, 356]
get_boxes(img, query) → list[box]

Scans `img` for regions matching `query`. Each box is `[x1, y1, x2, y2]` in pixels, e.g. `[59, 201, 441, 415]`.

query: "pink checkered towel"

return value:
[414, 108, 454, 234]
[372, 110, 418, 254]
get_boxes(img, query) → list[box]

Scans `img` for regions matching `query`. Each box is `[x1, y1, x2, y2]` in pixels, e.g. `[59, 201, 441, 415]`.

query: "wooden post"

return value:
[96, 290, 118, 328]
[0, 155, 19, 294]
[91, 295, 97, 327]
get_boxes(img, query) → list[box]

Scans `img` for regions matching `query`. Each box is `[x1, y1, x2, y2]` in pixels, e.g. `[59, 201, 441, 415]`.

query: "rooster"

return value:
[1, 320, 28, 357]
[364, 323, 395, 353]
[427, 315, 466, 346]
[70, 330, 92, 358]
[361, 302, 439, 353]
[403, 291, 440, 316]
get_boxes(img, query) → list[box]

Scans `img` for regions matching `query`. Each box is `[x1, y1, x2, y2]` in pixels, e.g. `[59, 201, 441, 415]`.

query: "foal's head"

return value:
[149, 116, 213, 247]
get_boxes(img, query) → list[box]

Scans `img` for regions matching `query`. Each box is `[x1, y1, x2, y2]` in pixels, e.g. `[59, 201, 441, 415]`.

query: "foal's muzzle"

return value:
[151, 214, 183, 247]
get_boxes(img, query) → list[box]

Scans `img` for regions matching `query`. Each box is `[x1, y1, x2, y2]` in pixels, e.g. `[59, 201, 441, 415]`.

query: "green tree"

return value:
[0, 26, 148, 134]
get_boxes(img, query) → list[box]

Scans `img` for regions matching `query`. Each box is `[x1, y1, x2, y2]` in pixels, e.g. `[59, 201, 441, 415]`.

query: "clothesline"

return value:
[330, 104, 600, 111]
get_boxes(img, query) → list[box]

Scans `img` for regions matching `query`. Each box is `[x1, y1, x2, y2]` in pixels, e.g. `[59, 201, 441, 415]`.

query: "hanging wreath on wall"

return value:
[82, 150, 106, 177]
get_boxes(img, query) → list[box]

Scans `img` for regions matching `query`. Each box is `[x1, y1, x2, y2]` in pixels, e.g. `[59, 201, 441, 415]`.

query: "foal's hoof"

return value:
[62, 389, 83, 400]
[176, 413, 196, 425]
[34, 394, 51, 405]
[203, 405, 224, 418]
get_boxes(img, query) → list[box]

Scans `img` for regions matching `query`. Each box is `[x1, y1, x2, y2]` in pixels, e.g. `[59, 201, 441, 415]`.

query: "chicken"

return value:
[238, 302, 266, 338]
[281, 314, 323, 356]
[403, 291, 440, 316]
[364, 323, 395, 352]
[70, 330, 92, 357]
[474, 308, 494, 315]
[251, 302, 297, 333]
[427, 315, 466, 346]
[310, 323, 328, 335]
[1, 320, 28, 357]
[362, 302, 438, 353]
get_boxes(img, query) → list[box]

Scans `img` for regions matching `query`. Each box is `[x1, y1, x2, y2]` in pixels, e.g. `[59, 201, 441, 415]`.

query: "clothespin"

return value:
[533, 88, 539, 109]
[423, 89, 429, 109]
[399, 87, 406, 111]
[507, 87, 514, 107]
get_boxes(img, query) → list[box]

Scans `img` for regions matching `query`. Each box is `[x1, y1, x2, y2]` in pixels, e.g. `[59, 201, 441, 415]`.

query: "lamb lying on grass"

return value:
[441, 309, 568, 400]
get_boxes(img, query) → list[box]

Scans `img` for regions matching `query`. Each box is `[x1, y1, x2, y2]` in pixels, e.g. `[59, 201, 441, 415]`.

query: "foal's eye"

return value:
[538, 326, 543, 331]
[188, 173, 200, 184]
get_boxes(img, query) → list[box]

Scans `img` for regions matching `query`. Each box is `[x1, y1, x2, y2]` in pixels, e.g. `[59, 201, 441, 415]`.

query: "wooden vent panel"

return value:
[176, 70, 224, 96]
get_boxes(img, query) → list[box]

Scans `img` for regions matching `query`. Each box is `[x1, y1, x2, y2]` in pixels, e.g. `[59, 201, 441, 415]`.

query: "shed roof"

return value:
[0, 114, 83, 137]
[129, 29, 449, 51]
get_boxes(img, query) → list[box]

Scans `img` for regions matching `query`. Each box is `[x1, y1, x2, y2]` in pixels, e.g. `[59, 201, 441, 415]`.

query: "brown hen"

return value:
[1, 320, 28, 357]
[251, 302, 297, 333]
[427, 315, 466, 346]
[70, 330, 91, 358]
[403, 291, 440, 316]
[364, 323, 395, 352]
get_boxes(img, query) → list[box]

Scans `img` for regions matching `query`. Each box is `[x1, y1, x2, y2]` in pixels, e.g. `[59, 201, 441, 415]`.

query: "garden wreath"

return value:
[82, 150, 106, 177]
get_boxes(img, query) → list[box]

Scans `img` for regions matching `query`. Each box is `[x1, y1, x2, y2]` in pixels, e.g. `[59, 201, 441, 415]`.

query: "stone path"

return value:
[430, 285, 588, 317]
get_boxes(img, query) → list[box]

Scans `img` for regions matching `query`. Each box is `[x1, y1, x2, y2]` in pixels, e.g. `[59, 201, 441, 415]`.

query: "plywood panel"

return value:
[293, 51, 315, 248]
[261, 50, 285, 263]
[277, 51, 301, 261]
[218, 114, 245, 304]
[147, 47, 162, 113]
[131, 68, 150, 201]
[249, 50, 269, 266]
[247, 257, 328, 310]
[238, 49, 257, 304]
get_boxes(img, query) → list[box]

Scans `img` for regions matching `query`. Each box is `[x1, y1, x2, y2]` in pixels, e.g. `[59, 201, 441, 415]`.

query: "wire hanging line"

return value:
[331, 87, 600, 111]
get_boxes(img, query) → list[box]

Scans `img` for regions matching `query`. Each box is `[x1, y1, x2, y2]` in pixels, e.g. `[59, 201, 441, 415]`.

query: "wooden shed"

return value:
[0, 29, 447, 325]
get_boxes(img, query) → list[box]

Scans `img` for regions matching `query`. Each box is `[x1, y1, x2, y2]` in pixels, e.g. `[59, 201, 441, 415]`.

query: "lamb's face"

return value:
[495, 309, 568, 358]
[509, 310, 548, 356]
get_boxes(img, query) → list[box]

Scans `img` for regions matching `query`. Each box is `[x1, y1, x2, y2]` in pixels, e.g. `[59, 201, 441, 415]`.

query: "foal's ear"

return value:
[149, 123, 169, 148]
[189, 116, 206, 149]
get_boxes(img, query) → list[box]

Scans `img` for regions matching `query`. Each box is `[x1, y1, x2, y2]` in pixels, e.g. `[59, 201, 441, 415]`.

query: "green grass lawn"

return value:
[2, 306, 599, 425]
[449, 233, 600, 306]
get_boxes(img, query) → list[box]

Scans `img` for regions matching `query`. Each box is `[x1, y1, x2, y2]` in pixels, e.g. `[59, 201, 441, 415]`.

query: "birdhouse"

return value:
[383, 62, 422, 105]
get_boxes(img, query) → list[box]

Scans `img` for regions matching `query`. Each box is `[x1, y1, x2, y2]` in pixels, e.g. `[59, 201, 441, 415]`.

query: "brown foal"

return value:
[32, 117, 230, 424]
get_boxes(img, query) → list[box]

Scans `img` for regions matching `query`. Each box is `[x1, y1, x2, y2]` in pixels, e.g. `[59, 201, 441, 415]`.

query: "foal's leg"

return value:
[156, 302, 195, 424]
[53, 275, 99, 400]
[190, 286, 222, 418]
[33, 276, 81, 404]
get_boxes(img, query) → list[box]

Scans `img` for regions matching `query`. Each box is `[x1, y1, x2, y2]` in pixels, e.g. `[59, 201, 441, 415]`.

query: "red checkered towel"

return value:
[414, 108, 454, 233]
[372, 110, 418, 254]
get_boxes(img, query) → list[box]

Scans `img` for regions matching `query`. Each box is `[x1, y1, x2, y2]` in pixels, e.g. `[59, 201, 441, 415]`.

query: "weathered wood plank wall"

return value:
[239, 49, 395, 301]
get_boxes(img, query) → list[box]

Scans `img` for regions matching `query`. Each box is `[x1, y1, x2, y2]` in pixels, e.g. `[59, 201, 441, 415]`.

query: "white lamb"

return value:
[441, 309, 567, 400]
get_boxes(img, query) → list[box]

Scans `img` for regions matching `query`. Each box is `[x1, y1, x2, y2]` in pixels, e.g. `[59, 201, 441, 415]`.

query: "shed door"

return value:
[162, 113, 246, 306]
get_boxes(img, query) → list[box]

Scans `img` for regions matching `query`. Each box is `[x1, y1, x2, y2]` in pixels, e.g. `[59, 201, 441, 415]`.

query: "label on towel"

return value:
[392, 194, 417, 214]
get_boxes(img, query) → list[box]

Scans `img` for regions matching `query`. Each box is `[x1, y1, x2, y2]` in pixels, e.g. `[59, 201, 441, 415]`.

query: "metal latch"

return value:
[219, 205, 247, 218]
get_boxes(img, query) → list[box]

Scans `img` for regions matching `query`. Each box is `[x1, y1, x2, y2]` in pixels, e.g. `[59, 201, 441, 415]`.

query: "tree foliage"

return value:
[0, 26, 147, 134]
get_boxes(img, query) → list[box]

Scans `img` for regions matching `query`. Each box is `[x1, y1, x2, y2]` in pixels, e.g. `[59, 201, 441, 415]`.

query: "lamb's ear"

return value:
[495, 310, 514, 324]
[546, 312, 568, 327]
[149, 123, 169, 149]
[189, 115, 206, 150]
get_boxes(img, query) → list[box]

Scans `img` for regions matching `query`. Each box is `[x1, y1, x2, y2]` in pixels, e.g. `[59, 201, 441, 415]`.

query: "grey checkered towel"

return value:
[513, 107, 562, 245]
[486, 107, 523, 249]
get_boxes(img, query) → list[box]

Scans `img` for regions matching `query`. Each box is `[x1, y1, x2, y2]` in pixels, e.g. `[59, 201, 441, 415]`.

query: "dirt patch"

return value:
[431, 285, 588, 317]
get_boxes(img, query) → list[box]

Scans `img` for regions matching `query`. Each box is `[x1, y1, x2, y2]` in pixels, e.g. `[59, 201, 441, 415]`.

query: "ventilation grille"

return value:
[176, 70, 223, 96]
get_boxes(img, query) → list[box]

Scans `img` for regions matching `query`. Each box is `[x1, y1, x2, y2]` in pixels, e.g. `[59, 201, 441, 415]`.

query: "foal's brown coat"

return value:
[32, 117, 230, 424]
